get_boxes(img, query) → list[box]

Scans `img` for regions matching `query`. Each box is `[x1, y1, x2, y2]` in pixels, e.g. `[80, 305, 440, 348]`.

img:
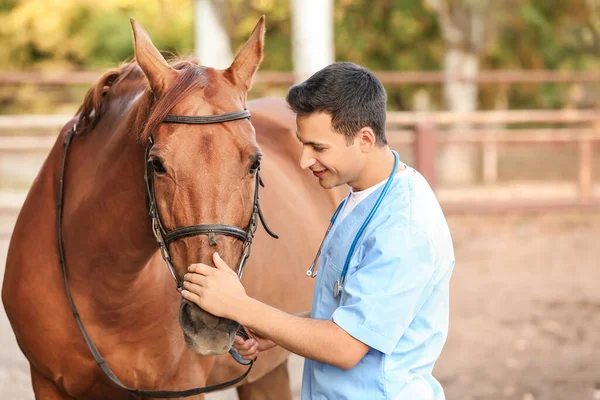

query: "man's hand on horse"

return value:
[233, 328, 277, 361]
[182, 252, 247, 321]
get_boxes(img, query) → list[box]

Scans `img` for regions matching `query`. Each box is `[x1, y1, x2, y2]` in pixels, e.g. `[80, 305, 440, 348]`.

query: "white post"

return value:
[483, 90, 507, 185]
[438, 47, 480, 184]
[427, 0, 489, 185]
[291, 0, 334, 83]
[194, 0, 233, 69]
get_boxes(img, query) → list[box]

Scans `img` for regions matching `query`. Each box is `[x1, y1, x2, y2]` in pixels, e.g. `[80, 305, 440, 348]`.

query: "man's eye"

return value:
[314, 147, 325, 153]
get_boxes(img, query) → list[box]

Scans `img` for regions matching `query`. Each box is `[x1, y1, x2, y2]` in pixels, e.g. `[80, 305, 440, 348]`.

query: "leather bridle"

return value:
[56, 109, 278, 398]
[145, 110, 278, 291]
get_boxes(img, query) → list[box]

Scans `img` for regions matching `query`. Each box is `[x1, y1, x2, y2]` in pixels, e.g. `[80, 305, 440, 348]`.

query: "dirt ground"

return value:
[1, 207, 599, 400]
[438, 211, 600, 400]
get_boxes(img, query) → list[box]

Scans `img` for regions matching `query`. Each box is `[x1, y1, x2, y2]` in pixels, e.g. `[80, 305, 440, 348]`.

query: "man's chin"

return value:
[318, 178, 339, 190]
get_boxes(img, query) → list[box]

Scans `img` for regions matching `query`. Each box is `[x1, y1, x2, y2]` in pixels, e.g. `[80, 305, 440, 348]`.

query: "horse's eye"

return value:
[249, 159, 261, 175]
[148, 156, 167, 175]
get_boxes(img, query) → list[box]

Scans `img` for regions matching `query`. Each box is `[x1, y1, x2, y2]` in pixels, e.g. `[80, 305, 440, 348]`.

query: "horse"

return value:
[2, 17, 341, 399]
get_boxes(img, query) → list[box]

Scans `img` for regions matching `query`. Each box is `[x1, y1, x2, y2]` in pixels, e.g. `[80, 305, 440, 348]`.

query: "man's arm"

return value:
[181, 253, 369, 370]
[295, 310, 311, 318]
[233, 309, 312, 360]
[239, 298, 369, 370]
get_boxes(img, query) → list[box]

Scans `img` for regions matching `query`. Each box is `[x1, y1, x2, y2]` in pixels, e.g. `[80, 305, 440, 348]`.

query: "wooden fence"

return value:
[0, 109, 598, 213]
[3, 70, 600, 86]
[384, 109, 600, 212]
[2, 68, 599, 213]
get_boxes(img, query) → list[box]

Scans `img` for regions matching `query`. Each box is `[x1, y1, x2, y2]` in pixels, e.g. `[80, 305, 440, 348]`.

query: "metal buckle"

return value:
[237, 241, 252, 279]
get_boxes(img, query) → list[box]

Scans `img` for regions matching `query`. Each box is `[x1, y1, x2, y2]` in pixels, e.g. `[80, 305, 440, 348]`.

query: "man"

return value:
[181, 62, 455, 399]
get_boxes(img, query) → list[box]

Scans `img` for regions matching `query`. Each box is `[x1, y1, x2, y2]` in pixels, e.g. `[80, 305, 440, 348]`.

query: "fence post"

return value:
[414, 122, 437, 190]
[482, 140, 498, 185]
[578, 138, 593, 200]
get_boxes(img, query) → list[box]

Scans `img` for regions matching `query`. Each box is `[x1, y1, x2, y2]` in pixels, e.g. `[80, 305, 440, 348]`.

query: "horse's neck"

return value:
[62, 89, 171, 310]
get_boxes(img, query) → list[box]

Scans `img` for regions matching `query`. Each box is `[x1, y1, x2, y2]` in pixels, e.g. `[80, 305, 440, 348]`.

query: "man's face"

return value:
[296, 112, 362, 189]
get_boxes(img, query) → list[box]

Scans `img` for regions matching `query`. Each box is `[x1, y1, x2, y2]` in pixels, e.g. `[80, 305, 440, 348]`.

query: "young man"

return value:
[181, 62, 455, 399]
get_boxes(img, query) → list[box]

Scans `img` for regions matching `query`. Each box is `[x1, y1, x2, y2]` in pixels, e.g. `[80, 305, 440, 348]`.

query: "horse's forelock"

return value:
[135, 62, 208, 143]
[75, 58, 208, 143]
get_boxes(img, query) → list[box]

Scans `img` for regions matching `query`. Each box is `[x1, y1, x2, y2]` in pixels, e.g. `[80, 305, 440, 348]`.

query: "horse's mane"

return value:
[74, 63, 132, 135]
[75, 57, 209, 143]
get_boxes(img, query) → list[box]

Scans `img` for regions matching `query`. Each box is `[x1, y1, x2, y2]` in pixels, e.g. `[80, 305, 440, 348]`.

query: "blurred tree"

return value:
[425, 0, 497, 183]
[421, 0, 600, 183]
[1, 0, 600, 114]
[0, 0, 194, 70]
[486, 0, 600, 109]
[218, 0, 293, 71]
[334, 0, 443, 111]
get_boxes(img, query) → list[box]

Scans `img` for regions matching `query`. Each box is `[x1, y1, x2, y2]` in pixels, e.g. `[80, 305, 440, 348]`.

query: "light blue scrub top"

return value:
[301, 167, 455, 400]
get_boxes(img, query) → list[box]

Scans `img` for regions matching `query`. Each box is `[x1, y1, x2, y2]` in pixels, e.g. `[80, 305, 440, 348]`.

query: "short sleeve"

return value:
[331, 225, 435, 355]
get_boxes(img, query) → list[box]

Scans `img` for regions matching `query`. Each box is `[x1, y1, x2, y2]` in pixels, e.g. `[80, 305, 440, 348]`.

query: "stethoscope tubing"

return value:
[306, 150, 400, 298]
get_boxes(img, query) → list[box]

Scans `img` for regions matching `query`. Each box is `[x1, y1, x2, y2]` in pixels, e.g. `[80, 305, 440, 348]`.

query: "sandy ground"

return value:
[1, 197, 599, 400]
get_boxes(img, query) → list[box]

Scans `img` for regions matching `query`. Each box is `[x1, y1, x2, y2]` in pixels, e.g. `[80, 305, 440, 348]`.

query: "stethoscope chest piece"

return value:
[333, 280, 342, 299]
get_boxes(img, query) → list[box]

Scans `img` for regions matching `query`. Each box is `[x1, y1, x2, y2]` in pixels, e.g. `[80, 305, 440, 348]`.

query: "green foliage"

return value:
[0, 0, 194, 70]
[334, 0, 443, 110]
[484, 0, 600, 109]
[220, 0, 293, 71]
[1, 0, 600, 113]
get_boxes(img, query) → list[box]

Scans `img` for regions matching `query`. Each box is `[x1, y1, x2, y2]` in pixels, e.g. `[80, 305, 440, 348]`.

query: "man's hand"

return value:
[182, 252, 248, 321]
[233, 310, 309, 361]
[233, 328, 278, 361]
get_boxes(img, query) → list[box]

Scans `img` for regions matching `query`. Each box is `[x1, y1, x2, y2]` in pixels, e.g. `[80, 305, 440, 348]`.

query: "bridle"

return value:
[56, 108, 277, 398]
[145, 110, 278, 292]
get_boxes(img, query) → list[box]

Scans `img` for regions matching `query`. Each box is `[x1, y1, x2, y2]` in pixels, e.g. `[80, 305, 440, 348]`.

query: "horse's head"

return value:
[131, 17, 265, 356]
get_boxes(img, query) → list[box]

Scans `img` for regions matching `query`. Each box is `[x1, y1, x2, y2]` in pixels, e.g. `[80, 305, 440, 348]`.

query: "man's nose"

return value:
[299, 148, 315, 170]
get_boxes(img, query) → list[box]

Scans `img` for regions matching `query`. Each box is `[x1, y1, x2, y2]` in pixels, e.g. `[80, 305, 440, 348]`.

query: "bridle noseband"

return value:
[57, 108, 278, 398]
[144, 109, 278, 292]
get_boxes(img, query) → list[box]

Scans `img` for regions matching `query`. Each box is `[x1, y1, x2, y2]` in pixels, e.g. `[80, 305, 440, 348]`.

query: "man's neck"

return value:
[349, 147, 404, 192]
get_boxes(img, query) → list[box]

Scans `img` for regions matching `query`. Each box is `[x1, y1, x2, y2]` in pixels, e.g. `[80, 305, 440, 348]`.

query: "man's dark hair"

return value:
[286, 62, 387, 146]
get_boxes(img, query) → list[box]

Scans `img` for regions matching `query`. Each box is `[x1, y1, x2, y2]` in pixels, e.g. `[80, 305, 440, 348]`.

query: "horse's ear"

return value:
[225, 15, 265, 91]
[130, 18, 177, 93]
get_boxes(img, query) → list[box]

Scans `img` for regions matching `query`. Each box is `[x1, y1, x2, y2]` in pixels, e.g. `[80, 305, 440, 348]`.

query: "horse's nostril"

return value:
[183, 303, 194, 319]
[227, 320, 240, 333]
[180, 303, 200, 331]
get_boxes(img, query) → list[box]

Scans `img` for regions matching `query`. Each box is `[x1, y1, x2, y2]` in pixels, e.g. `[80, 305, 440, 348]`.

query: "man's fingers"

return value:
[242, 342, 259, 359]
[213, 252, 238, 276]
[183, 273, 208, 286]
[233, 337, 255, 351]
[213, 252, 227, 270]
[237, 341, 259, 358]
[181, 289, 202, 306]
[182, 281, 203, 296]
[232, 336, 260, 358]
[187, 263, 214, 275]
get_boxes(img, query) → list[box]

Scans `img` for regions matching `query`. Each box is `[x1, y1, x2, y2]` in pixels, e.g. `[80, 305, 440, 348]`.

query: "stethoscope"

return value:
[306, 150, 400, 299]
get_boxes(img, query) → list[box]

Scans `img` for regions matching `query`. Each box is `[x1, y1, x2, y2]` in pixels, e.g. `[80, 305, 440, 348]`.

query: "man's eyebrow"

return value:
[295, 131, 327, 147]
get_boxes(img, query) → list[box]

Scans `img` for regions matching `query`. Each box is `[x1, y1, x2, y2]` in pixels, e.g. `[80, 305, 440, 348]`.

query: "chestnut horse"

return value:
[2, 17, 339, 399]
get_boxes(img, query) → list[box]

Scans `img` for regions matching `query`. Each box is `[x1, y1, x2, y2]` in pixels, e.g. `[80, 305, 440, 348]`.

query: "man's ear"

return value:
[358, 127, 377, 152]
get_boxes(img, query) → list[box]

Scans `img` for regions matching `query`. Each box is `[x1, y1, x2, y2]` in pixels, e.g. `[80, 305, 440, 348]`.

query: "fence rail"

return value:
[0, 111, 598, 213]
[3, 70, 600, 86]
[387, 109, 600, 125]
